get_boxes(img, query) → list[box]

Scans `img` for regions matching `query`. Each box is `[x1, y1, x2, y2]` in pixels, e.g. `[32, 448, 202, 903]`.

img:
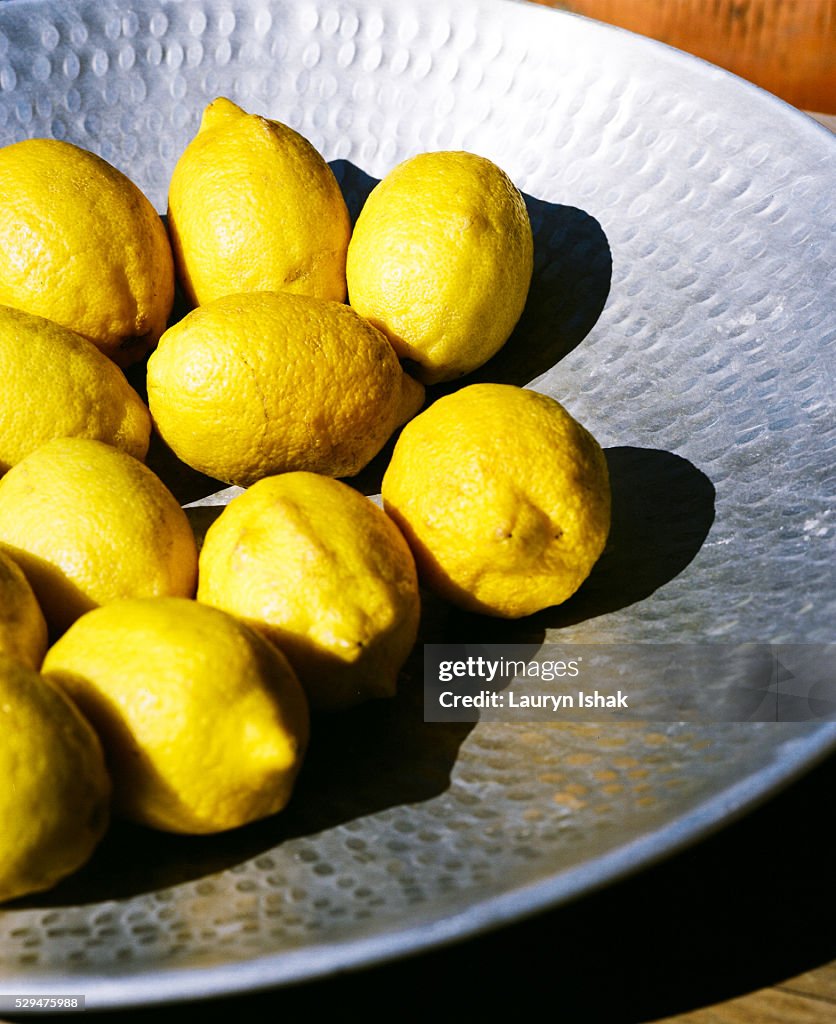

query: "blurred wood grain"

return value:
[532, 0, 836, 113]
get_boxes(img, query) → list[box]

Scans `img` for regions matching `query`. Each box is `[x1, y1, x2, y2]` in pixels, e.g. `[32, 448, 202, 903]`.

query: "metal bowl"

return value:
[0, 0, 833, 1007]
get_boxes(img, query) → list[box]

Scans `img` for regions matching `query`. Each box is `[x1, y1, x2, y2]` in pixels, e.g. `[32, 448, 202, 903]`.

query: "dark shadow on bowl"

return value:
[330, 158, 379, 226]
[121, 227, 219, 508]
[345, 428, 404, 498]
[541, 446, 716, 630]
[121, 217, 191, 408]
[122, 356, 150, 405]
[159, 212, 195, 331]
[183, 504, 227, 551]
[142, 431, 231, 508]
[405, 446, 716, 646]
[439, 193, 613, 393]
[165, 277, 195, 331]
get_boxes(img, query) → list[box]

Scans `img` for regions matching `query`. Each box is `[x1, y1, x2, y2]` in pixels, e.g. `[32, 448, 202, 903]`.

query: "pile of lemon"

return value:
[0, 98, 610, 902]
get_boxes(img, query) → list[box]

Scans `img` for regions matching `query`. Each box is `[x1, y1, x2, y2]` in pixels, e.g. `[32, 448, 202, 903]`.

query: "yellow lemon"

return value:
[168, 97, 351, 305]
[0, 438, 197, 633]
[382, 384, 611, 618]
[0, 549, 47, 670]
[346, 150, 533, 384]
[0, 305, 151, 474]
[146, 290, 424, 487]
[0, 138, 174, 366]
[197, 472, 420, 712]
[42, 598, 309, 834]
[0, 655, 110, 903]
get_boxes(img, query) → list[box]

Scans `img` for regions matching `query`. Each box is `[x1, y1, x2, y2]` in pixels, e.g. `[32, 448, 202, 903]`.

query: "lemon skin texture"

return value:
[42, 598, 309, 834]
[0, 654, 111, 903]
[168, 97, 351, 305]
[197, 472, 421, 712]
[0, 305, 151, 474]
[382, 384, 611, 618]
[346, 150, 534, 384]
[0, 438, 198, 634]
[0, 549, 48, 670]
[146, 290, 424, 487]
[0, 138, 174, 366]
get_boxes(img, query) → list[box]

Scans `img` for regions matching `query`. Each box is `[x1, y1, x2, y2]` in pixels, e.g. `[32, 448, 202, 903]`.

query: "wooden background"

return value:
[531, 0, 836, 113]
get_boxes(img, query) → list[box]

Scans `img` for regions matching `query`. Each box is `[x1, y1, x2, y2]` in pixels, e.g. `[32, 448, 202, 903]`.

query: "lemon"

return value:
[146, 290, 424, 487]
[0, 549, 47, 670]
[0, 438, 197, 633]
[42, 598, 308, 834]
[168, 97, 351, 305]
[0, 138, 174, 366]
[0, 305, 151, 474]
[0, 655, 110, 903]
[382, 384, 611, 618]
[346, 150, 533, 384]
[198, 472, 420, 712]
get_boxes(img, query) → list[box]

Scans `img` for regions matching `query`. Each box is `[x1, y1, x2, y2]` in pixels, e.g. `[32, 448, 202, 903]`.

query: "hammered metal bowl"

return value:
[0, 0, 833, 1006]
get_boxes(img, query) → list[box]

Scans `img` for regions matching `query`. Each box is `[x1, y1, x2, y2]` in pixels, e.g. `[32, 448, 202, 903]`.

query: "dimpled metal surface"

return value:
[0, 0, 834, 1006]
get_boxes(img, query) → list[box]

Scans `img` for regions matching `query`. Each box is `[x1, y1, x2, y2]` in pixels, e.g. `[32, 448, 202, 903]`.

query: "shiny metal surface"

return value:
[0, 0, 833, 1006]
